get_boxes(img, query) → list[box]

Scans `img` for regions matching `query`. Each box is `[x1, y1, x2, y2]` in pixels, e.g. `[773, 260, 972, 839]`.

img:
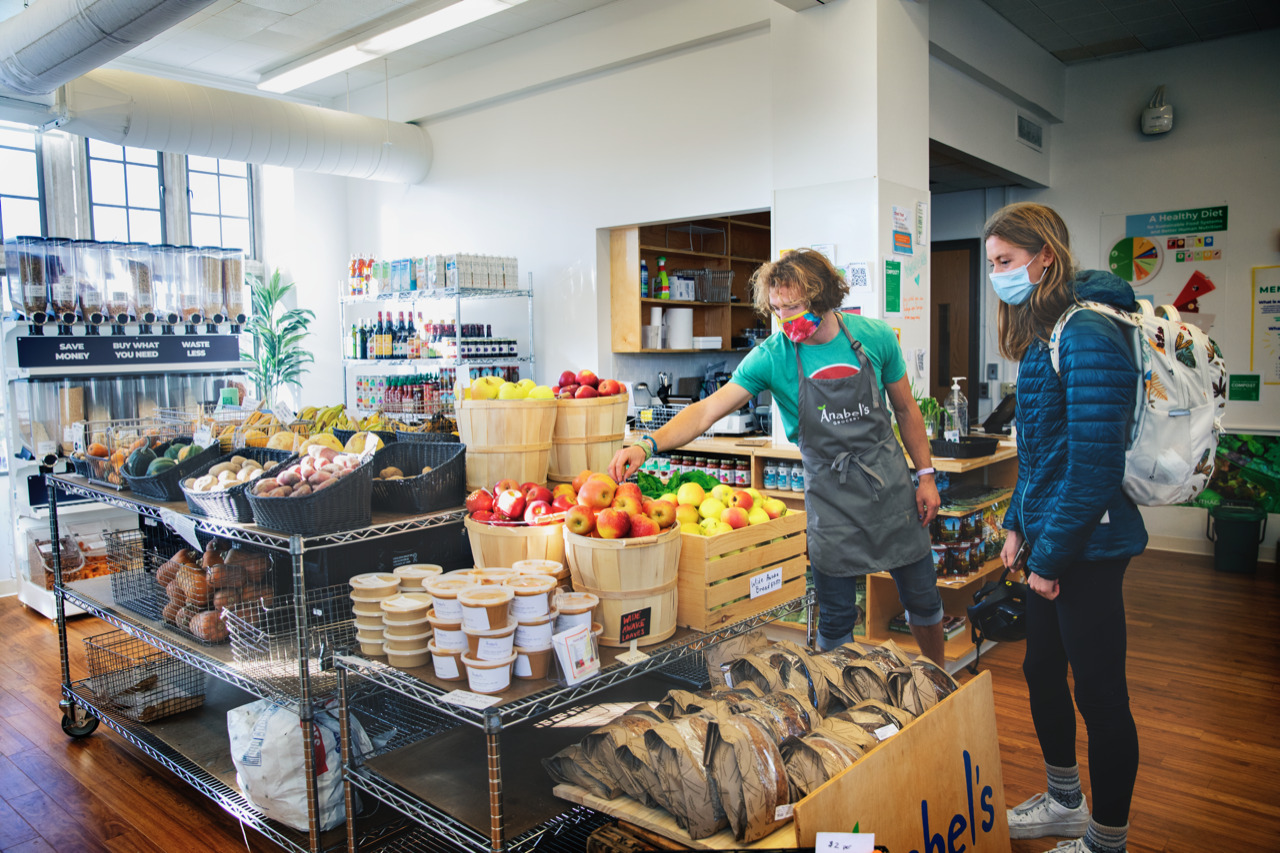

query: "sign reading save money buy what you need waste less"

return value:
[16, 334, 240, 368]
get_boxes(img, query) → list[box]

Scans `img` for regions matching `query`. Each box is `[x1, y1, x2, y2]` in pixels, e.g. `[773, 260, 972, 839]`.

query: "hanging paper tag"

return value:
[71, 422, 87, 453]
[159, 508, 202, 549]
[193, 426, 214, 448]
[441, 689, 502, 710]
[815, 832, 876, 852]
[774, 804, 795, 821]
[272, 400, 296, 426]
[873, 723, 899, 741]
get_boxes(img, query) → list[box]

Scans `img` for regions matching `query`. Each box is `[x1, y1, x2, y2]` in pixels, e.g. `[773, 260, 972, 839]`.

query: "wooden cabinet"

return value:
[609, 212, 770, 353]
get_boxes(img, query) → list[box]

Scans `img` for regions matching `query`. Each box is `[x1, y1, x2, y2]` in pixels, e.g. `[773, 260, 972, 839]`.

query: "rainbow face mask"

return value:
[778, 310, 822, 342]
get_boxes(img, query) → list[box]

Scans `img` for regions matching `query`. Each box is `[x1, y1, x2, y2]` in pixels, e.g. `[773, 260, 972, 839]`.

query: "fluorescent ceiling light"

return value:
[258, 0, 527, 94]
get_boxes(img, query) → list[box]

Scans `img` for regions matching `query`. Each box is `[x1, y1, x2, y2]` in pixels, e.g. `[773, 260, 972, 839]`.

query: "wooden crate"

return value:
[676, 510, 807, 632]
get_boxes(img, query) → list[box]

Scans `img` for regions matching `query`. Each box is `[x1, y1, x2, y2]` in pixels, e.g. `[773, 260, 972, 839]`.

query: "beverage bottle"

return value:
[657, 256, 670, 300]
[358, 320, 368, 360]
[790, 462, 804, 492]
[379, 311, 388, 359]
[764, 461, 777, 490]
[350, 323, 358, 359]
[396, 311, 407, 359]
[373, 312, 382, 359]
[640, 259, 649, 298]
[943, 377, 969, 442]
[407, 312, 418, 359]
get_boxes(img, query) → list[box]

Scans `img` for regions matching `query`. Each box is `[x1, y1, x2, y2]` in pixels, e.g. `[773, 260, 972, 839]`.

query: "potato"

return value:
[213, 588, 240, 610]
[193, 474, 217, 492]
[209, 462, 237, 478]
[207, 563, 244, 589]
[161, 600, 182, 624]
[156, 557, 181, 587]
[277, 470, 301, 487]
[266, 486, 292, 498]
[379, 466, 405, 479]
[314, 478, 337, 491]
[166, 579, 186, 607]
[308, 471, 332, 487]
[421, 466, 433, 475]
[264, 461, 279, 472]
[229, 456, 249, 466]
[254, 478, 279, 494]
[245, 468, 264, 481]
[291, 484, 313, 498]
[189, 610, 229, 642]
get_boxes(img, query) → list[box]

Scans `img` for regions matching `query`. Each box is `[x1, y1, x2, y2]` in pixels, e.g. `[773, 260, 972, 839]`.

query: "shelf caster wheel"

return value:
[59, 700, 98, 738]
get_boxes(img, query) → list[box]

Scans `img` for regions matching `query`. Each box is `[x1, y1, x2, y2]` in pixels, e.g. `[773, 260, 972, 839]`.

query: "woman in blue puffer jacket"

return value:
[985, 203, 1145, 853]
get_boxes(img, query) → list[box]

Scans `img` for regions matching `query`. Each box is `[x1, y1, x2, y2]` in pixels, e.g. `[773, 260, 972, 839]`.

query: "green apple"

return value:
[710, 484, 734, 504]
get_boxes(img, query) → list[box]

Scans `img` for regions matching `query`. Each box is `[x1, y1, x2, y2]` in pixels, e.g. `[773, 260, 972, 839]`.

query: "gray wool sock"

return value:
[1083, 818, 1128, 853]
[1045, 762, 1083, 809]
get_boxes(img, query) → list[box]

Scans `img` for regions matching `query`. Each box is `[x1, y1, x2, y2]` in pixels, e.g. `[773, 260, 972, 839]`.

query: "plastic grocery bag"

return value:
[227, 698, 373, 832]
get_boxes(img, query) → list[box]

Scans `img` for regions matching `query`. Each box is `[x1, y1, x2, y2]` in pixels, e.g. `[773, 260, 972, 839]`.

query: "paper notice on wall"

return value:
[884, 260, 902, 315]
[1252, 265, 1280, 383]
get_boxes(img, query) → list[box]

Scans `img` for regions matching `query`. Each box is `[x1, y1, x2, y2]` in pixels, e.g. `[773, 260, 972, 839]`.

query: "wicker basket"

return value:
[122, 440, 222, 502]
[930, 436, 999, 459]
[333, 428, 398, 450]
[396, 429, 460, 444]
[370, 442, 466, 515]
[181, 448, 298, 523]
[246, 458, 374, 535]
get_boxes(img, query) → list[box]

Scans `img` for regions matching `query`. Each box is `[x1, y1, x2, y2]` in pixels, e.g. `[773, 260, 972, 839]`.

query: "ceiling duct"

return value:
[61, 68, 433, 184]
[0, 0, 218, 96]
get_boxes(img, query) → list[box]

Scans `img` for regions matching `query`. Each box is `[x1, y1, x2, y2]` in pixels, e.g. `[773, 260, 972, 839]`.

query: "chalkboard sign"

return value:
[618, 607, 652, 643]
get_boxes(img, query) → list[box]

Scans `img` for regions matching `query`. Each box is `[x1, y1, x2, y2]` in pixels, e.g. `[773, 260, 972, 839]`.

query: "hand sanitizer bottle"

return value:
[944, 377, 969, 442]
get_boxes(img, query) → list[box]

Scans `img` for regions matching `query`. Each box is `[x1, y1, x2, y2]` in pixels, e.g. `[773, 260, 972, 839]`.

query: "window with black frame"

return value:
[187, 155, 254, 256]
[86, 139, 164, 244]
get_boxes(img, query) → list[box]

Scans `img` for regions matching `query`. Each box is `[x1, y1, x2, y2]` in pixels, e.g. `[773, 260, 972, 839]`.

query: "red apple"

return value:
[611, 493, 642, 516]
[523, 500, 552, 525]
[558, 370, 577, 388]
[615, 482, 643, 502]
[588, 472, 618, 489]
[628, 513, 660, 538]
[577, 477, 616, 509]
[727, 490, 754, 511]
[565, 504, 595, 536]
[551, 386, 560, 395]
[597, 378, 622, 397]
[471, 509, 496, 524]
[576, 369, 599, 388]
[574, 385, 599, 399]
[571, 470, 594, 492]
[495, 488, 525, 520]
[557, 385, 579, 399]
[721, 506, 750, 529]
[552, 483, 577, 502]
[646, 499, 677, 529]
[494, 478, 519, 494]
[465, 488, 494, 514]
[551, 494, 575, 513]
[596, 507, 631, 539]
[523, 484, 553, 505]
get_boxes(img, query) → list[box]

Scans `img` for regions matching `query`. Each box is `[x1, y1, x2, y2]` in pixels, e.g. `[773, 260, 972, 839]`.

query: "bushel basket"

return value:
[122, 440, 222, 502]
[369, 442, 466, 515]
[181, 448, 298, 523]
[246, 458, 374, 535]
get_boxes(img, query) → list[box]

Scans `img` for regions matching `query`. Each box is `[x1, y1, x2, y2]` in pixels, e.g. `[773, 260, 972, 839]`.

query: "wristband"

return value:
[915, 467, 935, 477]
[635, 434, 658, 458]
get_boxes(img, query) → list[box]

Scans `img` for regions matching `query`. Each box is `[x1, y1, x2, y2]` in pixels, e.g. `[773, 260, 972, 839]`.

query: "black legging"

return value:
[1023, 557, 1139, 828]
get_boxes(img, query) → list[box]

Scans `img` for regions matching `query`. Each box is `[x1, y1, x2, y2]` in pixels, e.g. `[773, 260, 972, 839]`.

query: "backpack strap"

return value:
[1048, 300, 1135, 375]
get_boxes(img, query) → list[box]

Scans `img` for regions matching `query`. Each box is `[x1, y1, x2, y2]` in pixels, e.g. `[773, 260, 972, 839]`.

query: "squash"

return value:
[124, 446, 157, 477]
[164, 442, 187, 461]
[146, 457, 177, 476]
[178, 443, 203, 462]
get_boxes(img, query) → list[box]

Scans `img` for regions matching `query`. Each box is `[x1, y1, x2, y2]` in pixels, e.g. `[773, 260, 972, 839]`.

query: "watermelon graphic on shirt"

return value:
[812, 363, 860, 380]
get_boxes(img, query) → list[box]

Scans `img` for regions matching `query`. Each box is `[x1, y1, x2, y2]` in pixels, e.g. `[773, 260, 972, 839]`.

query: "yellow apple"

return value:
[745, 487, 763, 502]
[517, 378, 537, 390]
[471, 380, 499, 401]
[680, 522, 703, 536]
[676, 482, 706, 507]
[710, 484, 735, 504]
[675, 504, 701, 526]
[528, 385, 555, 399]
[497, 382, 527, 400]
[698, 497, 726, 520]
[747, 506, 770, 525]
[660, 493, 678, 504]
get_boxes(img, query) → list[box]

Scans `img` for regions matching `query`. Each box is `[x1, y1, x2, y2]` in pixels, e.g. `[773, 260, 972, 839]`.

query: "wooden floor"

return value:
[0, 549, 1276, 852]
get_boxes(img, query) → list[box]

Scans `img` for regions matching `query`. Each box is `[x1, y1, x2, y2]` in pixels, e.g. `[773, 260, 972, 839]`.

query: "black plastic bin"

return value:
[1206, 500, 1268, 573]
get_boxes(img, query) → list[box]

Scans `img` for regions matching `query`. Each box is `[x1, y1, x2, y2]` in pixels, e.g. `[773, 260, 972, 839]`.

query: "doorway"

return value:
[929, 239, 981, 425]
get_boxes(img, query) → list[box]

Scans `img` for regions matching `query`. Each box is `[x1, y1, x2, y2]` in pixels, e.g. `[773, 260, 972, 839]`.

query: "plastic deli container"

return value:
[553, 591, 599, 632]
[350, 573, 400, 599]
[514, 609, 558, 650]
[469, 567, 517, 586]
[383, 616, 430, 638]
[354, 615, 385, 631]
[503, 574, 557, 620]
[514, 645, 553, 680]
[379, 592, 432, 623]
[463, 618, 518, 661]
[359, 638, 385, 657]
[351, 601, 385, 618]
[428, 640, 466, 681]
[386, 647, 431, 669]
[426, 576, 480, 622]
[462, 652, 516, 695]
[426, 608, 467, 652]
[383, 631, 432, 654]
[458, 586, 514, 631]
[394, 564, 443, 590]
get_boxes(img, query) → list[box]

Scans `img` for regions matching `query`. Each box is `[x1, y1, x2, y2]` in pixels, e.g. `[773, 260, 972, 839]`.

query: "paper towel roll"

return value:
[665, 308, 694, 349]
[649, 306, 664, 327]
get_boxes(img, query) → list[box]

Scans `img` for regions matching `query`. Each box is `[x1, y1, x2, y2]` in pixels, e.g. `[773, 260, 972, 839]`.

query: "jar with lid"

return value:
[734, 460, 749, 487]
[197, 246, 224, 323]
[719, 458, 735, 484]
[789, 462, 805, 492]
[45, 238, 77, 323]
[7, 235, 49, 320]
[127, 243, 155, 323]
[222, 247, 247, 325]
[763, 460, 778, 490]
[102, 242, 133, 323]
[694, 456, 707, 476]
[73, 240, 107, 326]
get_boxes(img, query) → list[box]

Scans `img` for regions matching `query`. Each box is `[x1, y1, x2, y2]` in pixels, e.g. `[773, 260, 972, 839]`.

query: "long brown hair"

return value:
[750, 248, 849, 319]
[984, 202, 1078, 361]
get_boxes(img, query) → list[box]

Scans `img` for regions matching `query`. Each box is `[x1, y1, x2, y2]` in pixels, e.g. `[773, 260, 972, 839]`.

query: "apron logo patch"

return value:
[818, 402, 872, 425]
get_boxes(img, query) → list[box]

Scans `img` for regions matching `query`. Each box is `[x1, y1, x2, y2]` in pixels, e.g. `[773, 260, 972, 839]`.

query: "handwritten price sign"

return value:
[749, 567, 783, 599]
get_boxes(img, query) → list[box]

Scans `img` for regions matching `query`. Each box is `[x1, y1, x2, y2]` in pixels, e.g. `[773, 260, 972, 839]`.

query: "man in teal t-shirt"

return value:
[732, 311, 906, 443]
[610, 249, 945, 665]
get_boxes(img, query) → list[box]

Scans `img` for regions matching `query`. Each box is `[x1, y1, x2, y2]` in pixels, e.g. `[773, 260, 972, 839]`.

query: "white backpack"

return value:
[1050, 300, 1227, 506]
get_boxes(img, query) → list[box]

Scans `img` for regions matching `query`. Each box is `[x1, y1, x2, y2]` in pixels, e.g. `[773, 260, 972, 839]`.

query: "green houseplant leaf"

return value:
[241, 269, 315, 404]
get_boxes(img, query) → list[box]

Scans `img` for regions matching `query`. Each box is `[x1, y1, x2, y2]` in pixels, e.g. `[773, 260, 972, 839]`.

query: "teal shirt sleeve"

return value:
[730, 339, 775, 396]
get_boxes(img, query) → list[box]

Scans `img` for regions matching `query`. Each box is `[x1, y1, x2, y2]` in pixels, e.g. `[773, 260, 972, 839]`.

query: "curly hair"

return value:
[749, 248, 850, 319]
[984, 202, 1079, 361]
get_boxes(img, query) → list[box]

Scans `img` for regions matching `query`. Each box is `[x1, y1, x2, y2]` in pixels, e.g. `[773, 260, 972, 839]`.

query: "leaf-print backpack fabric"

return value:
[1050, 300, 1227, 505]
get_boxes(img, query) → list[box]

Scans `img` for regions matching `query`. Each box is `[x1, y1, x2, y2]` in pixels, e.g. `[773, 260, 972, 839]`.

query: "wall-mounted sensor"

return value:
[1141, 85, 1173, 135]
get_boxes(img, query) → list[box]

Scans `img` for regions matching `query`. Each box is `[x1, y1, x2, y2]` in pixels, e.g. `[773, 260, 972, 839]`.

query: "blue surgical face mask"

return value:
[989, 259, 1048, 305]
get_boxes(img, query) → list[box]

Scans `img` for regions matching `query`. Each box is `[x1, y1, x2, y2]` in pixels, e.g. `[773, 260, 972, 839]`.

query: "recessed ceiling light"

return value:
[258, 0, 528, 94]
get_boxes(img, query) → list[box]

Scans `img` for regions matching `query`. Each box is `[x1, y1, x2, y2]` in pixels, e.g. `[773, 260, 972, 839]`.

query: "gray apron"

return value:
[796, 320, 930, 576]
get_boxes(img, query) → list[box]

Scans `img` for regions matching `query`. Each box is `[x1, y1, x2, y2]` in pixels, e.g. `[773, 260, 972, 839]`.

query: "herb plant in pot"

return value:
[241, 270, 315, 410]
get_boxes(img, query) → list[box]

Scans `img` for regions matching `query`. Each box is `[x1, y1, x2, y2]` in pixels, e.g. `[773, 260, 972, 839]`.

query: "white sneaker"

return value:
[1007, 792, 1091, 839]
[1044, 841, 1091, 853]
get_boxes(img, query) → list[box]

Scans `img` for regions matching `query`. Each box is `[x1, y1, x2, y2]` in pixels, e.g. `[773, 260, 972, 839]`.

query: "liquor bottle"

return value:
[657, 256, 670, 300]
[350, 323, 358, 359]
[358, 320, 368, 360]
[407, 313, 418, 360]
[377, 311, 388, 360]
[397, 312, 408, 360]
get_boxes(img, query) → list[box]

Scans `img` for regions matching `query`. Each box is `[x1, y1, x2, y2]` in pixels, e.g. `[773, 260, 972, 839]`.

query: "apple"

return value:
[577, 477, 616, 509]
[565, 505, 595, 536]
[494, 478, 520, 495]
[680, 522, 703, 536]
[471, 509, 496, 524]
[761, 497, 788, 519]
[659, 492, 678, 504]
[612, 493, 643, 516]
[552, 483, 577, 502]
[523, 500, 552, 525]
[596, 507, 631, 539]
[698, 497, 726, 520]
[646, 499, 677, 529]
[615, 482, 643, 502]
[597, 379, 622, 397]
[698, 516, 720, 534]
[589, 472, 618, 489]
[629, 513, 660, 538]
[574, 385, 599, 399]
[495, 488, 526, 520]
[676, 483, 706, 507]
[523, 484, 553, 506]
[520, 481, 540, 494]
[551, 494, 575, 513]
[465, 488, 494, 514]
[675, 503, 701, 527]
[576, 369, 599, 388]
[571, 469, 594, 493]
[559, 370, 577, 388]
[710, 484, 735, 504]
[529, 385, 555, 399]
[745, 487, 763, 502]
[747, 506, 770, 525]
[557, 385, 579, 399]
[727, 490, 754, 511]
[720, 506, 750, 529]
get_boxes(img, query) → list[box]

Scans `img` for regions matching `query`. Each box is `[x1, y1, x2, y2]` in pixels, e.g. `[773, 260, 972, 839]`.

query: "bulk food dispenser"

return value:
[179, 246, 204, 329]
[198, 246, 225, 330]
[151, 244, 182, 332]
[5, 235, 51, 331]
[45, 237, 77, 331]
[101, 241, 134, 333]
[127, 242, 156, 331]
[73, 240, 107, 334]
[222, 247, 247, 330]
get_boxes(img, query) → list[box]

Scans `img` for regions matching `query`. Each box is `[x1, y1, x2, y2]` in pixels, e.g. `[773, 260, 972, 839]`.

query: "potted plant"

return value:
[241, 269, 315, 408]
